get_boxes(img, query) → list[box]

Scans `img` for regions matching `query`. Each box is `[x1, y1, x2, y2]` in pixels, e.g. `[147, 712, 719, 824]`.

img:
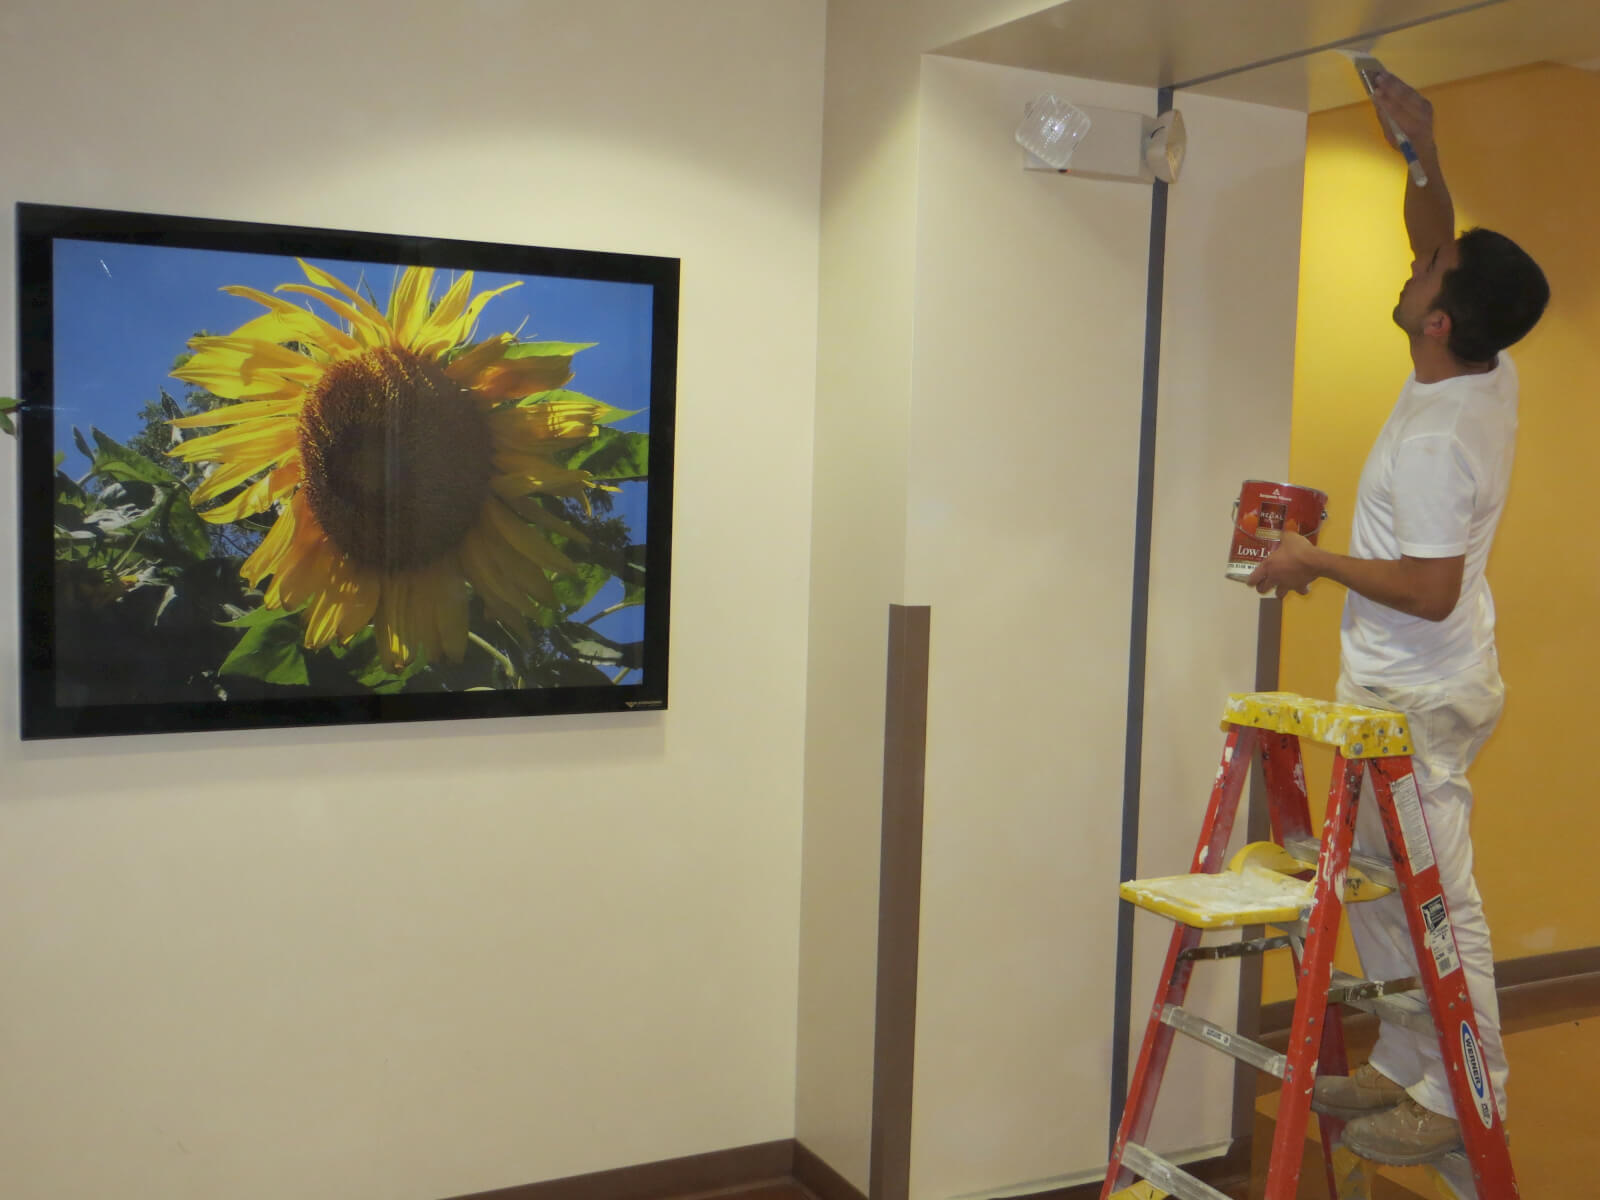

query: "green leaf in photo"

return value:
[89, 429, 177, 486]
[550, 560, 612, 620]
[499, 340, 596, 359]
[218, 608, 309, 685]
[562, 427, 648, 479]
[519, 387, 640, 427]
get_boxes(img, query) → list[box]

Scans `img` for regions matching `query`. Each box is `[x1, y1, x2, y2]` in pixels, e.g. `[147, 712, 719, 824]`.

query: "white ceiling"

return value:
[937, 0, 1600, 112]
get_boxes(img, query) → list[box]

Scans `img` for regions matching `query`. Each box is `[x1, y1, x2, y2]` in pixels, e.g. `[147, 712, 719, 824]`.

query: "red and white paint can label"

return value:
[1225, 480, 1329, 583]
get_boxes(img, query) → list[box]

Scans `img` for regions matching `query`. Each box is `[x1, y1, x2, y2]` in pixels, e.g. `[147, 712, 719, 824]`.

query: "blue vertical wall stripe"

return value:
[1108, 86, 1174, 1153]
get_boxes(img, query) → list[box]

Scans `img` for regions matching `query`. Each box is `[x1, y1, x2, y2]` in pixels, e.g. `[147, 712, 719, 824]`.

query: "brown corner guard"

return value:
[441, 1138, 867, 1200]
[1258, 945, 1600, 1049]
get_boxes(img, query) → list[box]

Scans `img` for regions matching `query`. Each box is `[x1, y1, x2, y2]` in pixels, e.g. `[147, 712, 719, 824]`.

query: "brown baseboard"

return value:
[794, 1141, 868, 1200]
[440, 1139, 864, 1200]
[1258, 946, 1600, 1051]
[441, 1139, 798, 1200]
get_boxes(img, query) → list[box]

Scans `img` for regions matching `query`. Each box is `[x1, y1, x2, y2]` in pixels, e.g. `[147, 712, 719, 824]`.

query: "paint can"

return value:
[1226, 480, 1328, 583]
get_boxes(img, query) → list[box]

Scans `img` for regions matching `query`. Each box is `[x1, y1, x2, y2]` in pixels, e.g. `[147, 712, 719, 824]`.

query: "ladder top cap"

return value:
[1222, 691, 1413, 758]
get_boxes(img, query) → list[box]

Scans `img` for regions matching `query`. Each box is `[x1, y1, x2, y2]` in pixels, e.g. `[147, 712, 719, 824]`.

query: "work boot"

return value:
[1312, 1062, 1408, 1119]
[1341, 1097, 1464, 1165]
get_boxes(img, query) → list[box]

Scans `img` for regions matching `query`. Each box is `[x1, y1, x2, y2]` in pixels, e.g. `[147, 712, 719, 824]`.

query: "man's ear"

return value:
[1423, 308, 1453, 343]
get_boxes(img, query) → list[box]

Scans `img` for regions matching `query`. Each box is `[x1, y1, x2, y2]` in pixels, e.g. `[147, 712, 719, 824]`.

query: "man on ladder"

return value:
[1247, 69, 1549, 1178]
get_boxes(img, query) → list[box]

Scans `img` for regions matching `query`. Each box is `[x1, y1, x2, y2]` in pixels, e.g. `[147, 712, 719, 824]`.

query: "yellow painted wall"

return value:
[1270, 63, 1600, 1002]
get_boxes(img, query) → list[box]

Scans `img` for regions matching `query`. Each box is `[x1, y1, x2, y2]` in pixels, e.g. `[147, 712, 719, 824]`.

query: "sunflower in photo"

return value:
[167, 259, 614, 673]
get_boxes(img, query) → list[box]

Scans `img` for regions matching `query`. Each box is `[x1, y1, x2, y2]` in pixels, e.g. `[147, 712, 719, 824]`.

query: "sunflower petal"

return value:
[192, 450, 282, 504]
[302, 587, 345, 651]
[481, 497, 577, 575]
[500, 494, 591, 545]
[171, 362, 307, 403]
[431, 561, 470, 663]
[184, 336, 323, 380]
[374, 575, 417, 672]
[445, 335, 573, 400]
[265, 498, 334, 608]
[426, 281, 522, 355]
[196, 472, 278, 524]
[220, 286, 362, 356]
[409, 272, 474, 358]
[488, 397, 605, 446]
[334, 565, 380, 641]
[242, 502, 299, 588]
[294, 260, 388, 331]
[460, 524, 554, 610]
[275, 284, 388, 348]
[388, 266, 435, 350]
[267, 458, 303, 499]
[489, 452, 594, 496]
[170, 396, 303, 429]
[171, 418, 300, 465]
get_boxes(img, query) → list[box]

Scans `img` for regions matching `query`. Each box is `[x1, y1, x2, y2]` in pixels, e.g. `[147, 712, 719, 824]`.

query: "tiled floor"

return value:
[1250, 997, 1599, 1197]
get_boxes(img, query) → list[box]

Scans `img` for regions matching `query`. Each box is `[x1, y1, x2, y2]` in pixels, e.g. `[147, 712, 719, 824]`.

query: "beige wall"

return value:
[1132, 90, 1307, 1156]
[797, 2, 1065, 1188]
[799, 0, 1309, 1189]
[898, 65, 1306, 1196]
[0, 3, 824, 1198]
[904, 58, 1153, 1198]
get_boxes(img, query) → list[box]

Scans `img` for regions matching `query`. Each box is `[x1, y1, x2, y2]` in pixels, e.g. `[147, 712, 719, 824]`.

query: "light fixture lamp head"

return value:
[1145, 108, 1186, 184]
[1015, 94, 1092, 169]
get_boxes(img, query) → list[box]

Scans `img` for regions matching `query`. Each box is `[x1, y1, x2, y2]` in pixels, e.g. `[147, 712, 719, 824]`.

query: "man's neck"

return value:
[1410, 340, 1496, 384]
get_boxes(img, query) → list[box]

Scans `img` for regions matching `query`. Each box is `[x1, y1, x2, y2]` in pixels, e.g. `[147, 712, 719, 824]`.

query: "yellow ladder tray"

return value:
[1121, 845, 1314, 929]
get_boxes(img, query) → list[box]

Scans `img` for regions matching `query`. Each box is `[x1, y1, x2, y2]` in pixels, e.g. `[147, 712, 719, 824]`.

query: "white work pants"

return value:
[1335, 652, 1507, 1130]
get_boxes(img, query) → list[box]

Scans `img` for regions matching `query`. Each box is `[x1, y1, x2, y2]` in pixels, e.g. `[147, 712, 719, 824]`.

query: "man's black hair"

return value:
[1435, 228, 1550, 364]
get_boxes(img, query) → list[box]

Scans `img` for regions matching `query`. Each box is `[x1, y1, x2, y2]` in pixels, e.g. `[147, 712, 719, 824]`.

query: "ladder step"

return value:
[1107, 1183, 1170, 1200]
[1120, 866, 1311, 929]
[1327, 973, 1419, 1005]
[1179, 932, 1294, 962]
[1119, 1143, 1233, 1200]
[1329, 968, 1435, 1035]
[1284, 835, 1399, 892]
[1223, 691, 1413, 758]
[1161, 1005, 1288, 1078]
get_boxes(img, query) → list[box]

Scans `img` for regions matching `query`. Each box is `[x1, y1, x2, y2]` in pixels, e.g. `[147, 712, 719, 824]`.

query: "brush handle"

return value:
[1395, 131, 1430, 188]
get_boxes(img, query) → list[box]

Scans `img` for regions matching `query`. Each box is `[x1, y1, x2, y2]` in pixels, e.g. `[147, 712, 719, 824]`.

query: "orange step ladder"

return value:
[1100, 692, 1518, 1200]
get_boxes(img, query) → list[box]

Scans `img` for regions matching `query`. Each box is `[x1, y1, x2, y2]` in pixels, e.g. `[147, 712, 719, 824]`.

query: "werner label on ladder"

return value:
[1102, 693, 1518, 1200]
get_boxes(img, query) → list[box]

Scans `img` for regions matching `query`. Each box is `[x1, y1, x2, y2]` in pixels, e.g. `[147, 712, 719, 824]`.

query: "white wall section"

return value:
[903, 54, 1156, 1200]
[1133, 90, 1307, 1157]
[0, 3, 825, 1198]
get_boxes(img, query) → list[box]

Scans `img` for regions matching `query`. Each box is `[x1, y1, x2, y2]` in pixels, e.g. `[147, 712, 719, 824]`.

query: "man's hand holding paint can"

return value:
[1245, 530, 1323, 597]
[1225, 480, 1328, 596]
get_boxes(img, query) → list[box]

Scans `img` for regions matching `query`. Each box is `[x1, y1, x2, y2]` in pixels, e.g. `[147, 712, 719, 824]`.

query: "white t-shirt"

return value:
[1340, 353, 1518, 687]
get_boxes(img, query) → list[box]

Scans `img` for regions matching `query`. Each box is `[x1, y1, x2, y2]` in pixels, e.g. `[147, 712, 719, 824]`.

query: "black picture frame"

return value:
[15, 202, 678, 739]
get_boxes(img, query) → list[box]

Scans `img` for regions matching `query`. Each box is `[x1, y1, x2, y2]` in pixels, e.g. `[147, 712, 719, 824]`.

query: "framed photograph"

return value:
[14, 203, 678, 739]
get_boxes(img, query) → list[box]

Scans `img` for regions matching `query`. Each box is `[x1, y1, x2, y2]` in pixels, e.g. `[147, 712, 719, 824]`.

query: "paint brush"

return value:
[1338, 48, 1429, 188]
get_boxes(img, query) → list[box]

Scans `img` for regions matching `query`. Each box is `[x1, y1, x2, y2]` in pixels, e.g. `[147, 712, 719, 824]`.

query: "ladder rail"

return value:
[1105, 697, 1521, 1200]
[1101, 724, 1259, 1200]
[1367, 755, 1519, 1197]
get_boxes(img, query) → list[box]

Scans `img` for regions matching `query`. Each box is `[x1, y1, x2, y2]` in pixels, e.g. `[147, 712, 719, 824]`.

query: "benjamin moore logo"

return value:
[1459, 1021, 1495, 1129]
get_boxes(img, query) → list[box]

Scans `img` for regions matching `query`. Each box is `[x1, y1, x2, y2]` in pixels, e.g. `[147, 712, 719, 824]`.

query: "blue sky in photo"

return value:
[50, 238, 656, 649]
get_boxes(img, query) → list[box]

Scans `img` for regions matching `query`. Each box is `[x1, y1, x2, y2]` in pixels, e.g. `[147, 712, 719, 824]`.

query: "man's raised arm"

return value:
[1373, 72, 1455, 259]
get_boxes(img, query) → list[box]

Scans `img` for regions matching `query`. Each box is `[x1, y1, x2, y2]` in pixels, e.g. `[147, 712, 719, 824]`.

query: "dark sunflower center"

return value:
[298, 347, 493, 573]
